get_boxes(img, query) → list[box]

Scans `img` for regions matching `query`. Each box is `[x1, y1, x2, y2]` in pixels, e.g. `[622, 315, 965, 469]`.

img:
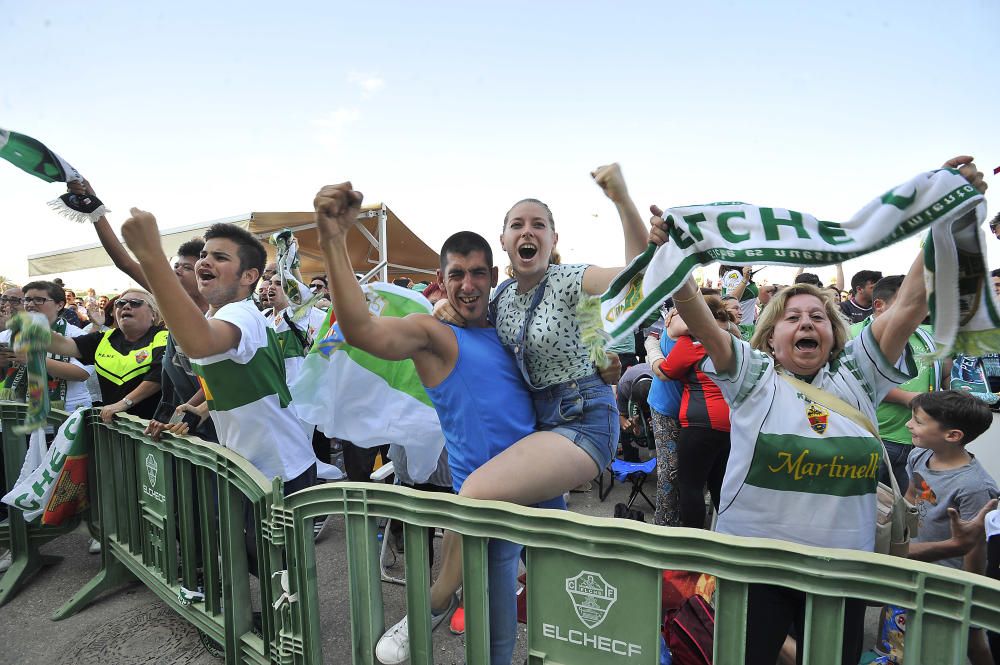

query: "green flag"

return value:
[0, 128, 80, 183]
[0, 127, 109, 223]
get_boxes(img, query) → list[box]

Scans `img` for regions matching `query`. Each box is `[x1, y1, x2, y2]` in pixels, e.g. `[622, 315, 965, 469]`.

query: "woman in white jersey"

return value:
[654, 155, 986, 665]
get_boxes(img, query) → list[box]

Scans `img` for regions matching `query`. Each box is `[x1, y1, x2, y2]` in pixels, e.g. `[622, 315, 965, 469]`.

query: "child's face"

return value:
[906, 407, 961, 449]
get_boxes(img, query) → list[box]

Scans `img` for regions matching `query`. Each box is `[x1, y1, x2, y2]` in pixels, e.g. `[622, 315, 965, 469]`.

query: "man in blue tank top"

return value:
[315, 182, 564, 665]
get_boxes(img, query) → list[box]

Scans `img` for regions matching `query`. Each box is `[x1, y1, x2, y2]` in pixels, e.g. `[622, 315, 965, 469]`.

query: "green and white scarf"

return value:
[3, 313, 57, 433]
[268, 228, 317, 311]
[0, 128, 109, 223]
[599, 167, 995, 358]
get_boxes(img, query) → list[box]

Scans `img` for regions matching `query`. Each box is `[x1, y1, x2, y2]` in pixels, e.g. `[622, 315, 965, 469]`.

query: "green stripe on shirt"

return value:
[745, 433, 880, 496]
[193, 329, 291, 411]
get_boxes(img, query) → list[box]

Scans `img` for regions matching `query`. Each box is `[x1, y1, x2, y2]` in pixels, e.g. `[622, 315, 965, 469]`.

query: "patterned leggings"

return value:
[650, 410, 681, 526]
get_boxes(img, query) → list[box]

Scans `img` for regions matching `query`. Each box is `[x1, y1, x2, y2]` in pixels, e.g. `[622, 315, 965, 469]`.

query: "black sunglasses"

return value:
[21, 296, 55, 305]
[114, 298, 148, 309]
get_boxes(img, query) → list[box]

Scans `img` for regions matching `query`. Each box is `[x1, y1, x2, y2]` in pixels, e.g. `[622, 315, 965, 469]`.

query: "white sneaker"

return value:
[375, 615, 410, 664]
[0, 550, 11, 573]
[375, 594, 458, 664]
[88, 538, 101, 554]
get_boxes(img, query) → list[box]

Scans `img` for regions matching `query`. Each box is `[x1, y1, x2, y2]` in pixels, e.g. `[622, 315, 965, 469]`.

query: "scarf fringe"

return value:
[949, 329, 1000, 359]
[578, 294, 611, 369]
[46, 197, 109, 224]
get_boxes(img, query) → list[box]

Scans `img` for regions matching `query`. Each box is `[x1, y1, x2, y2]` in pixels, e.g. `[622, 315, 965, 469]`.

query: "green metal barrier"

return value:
[276, 482, 1000, 665]
[0, 401, 81, 606]
[51, 408, 293, 665]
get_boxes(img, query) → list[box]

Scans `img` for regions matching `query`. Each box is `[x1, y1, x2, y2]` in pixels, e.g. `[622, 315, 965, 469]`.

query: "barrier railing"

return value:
[0, 402, 79, 606]
[275, 482, 1000, 665]
[50, 407, 290, 665]
[6, 400, 1000, 664]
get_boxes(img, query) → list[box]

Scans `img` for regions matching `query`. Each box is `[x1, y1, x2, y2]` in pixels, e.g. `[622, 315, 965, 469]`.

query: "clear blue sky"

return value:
[2, 1, 998, 291]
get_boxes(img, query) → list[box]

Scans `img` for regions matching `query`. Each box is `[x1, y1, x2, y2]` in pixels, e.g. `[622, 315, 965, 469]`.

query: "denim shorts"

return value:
[531, 373, 618, 472]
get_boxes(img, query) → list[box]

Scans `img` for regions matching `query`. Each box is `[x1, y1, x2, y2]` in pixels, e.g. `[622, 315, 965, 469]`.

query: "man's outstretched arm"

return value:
[120, 208, 240, 359]
[314, 183, 434, 361]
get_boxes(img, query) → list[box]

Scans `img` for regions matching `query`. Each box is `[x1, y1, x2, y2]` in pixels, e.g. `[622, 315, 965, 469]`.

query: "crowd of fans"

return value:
[0, 160, 997, 665]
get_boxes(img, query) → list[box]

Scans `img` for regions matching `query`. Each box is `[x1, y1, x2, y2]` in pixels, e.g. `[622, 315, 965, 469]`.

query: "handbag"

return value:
[665, 594, 714, 665]
[778, 374, 918, 556]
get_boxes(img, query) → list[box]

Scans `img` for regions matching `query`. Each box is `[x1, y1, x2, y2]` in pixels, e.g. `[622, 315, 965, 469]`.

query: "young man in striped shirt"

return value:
[121, 211, 318, 571]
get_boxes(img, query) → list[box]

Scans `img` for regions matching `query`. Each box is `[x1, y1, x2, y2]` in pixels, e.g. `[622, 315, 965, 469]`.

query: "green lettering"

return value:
[880, 188, 916, 211]
[32, 470, 54, 496]
[666, 215, 695, 249]
[817, 220, 852, 246]
[718, 211, 750, 243]
[682, 212, 709, 242]
[14, 494, 40, 511]
[761, 208, 810, 241]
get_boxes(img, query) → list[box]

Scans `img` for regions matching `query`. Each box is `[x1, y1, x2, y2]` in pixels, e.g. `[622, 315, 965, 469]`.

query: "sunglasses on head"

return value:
[114, 298, 147, 309]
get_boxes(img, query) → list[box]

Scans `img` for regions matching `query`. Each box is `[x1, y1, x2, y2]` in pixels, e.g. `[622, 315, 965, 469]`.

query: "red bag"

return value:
[665, 595, 715, 665]
[662, 570, 716, 619]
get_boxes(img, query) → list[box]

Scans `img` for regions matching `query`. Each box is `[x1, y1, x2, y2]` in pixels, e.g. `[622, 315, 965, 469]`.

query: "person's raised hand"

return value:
[314, 182, 364, 241]
[648, 204, 669, 246]
[948, 498, 998, 553]
[591, 163, 628, 204]
[67, 178, 97, 197]
[86, 303, 105, 327]
[942, 155, 987, 195]
[120, 208, 164, 261]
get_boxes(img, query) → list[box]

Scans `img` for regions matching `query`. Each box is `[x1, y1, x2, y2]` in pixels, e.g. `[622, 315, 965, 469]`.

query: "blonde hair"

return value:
[750, 283, 849, 360]
[118, 287, 162, 325]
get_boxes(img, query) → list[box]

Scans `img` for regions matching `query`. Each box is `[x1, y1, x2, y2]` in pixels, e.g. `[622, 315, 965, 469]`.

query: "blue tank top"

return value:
[426, 325, 535, 491]
[647, 334, 683, 417]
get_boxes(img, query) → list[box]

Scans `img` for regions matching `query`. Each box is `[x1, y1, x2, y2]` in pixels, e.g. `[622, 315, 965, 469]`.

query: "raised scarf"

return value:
[599, 167, 994, 358]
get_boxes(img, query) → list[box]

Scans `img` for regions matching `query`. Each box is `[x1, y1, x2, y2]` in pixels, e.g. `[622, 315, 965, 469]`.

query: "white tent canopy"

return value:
[27, 204, 440, 283]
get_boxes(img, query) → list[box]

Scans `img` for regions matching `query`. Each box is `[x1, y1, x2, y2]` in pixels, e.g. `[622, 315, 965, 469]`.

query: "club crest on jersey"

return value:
[806, 401, 829, 434]
[134, 350, 149, 364]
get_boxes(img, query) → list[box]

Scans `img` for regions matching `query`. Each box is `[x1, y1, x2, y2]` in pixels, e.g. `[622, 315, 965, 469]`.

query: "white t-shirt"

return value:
[0, 323, 94, 411]
[189, 299, 315, 482]
[702, 326, 909, 551]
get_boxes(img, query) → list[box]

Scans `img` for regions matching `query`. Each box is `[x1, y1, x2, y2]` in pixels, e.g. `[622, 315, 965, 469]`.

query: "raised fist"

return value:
[120, 207, 163, 260]
[314, 182, 364, 240]
[591, 163, 628, 204]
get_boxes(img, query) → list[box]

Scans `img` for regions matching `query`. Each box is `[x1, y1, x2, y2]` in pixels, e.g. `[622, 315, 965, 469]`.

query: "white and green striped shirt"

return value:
[191, 299, 315, 482]
[703, 326, 910, 551]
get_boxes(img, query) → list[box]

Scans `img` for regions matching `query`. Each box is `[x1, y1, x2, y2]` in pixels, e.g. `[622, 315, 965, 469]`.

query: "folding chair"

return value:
[607, 458, 656, 511]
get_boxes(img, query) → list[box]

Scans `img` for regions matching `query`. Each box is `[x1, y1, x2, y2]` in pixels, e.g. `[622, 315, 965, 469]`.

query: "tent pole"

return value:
[378, 205, 388, 282]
